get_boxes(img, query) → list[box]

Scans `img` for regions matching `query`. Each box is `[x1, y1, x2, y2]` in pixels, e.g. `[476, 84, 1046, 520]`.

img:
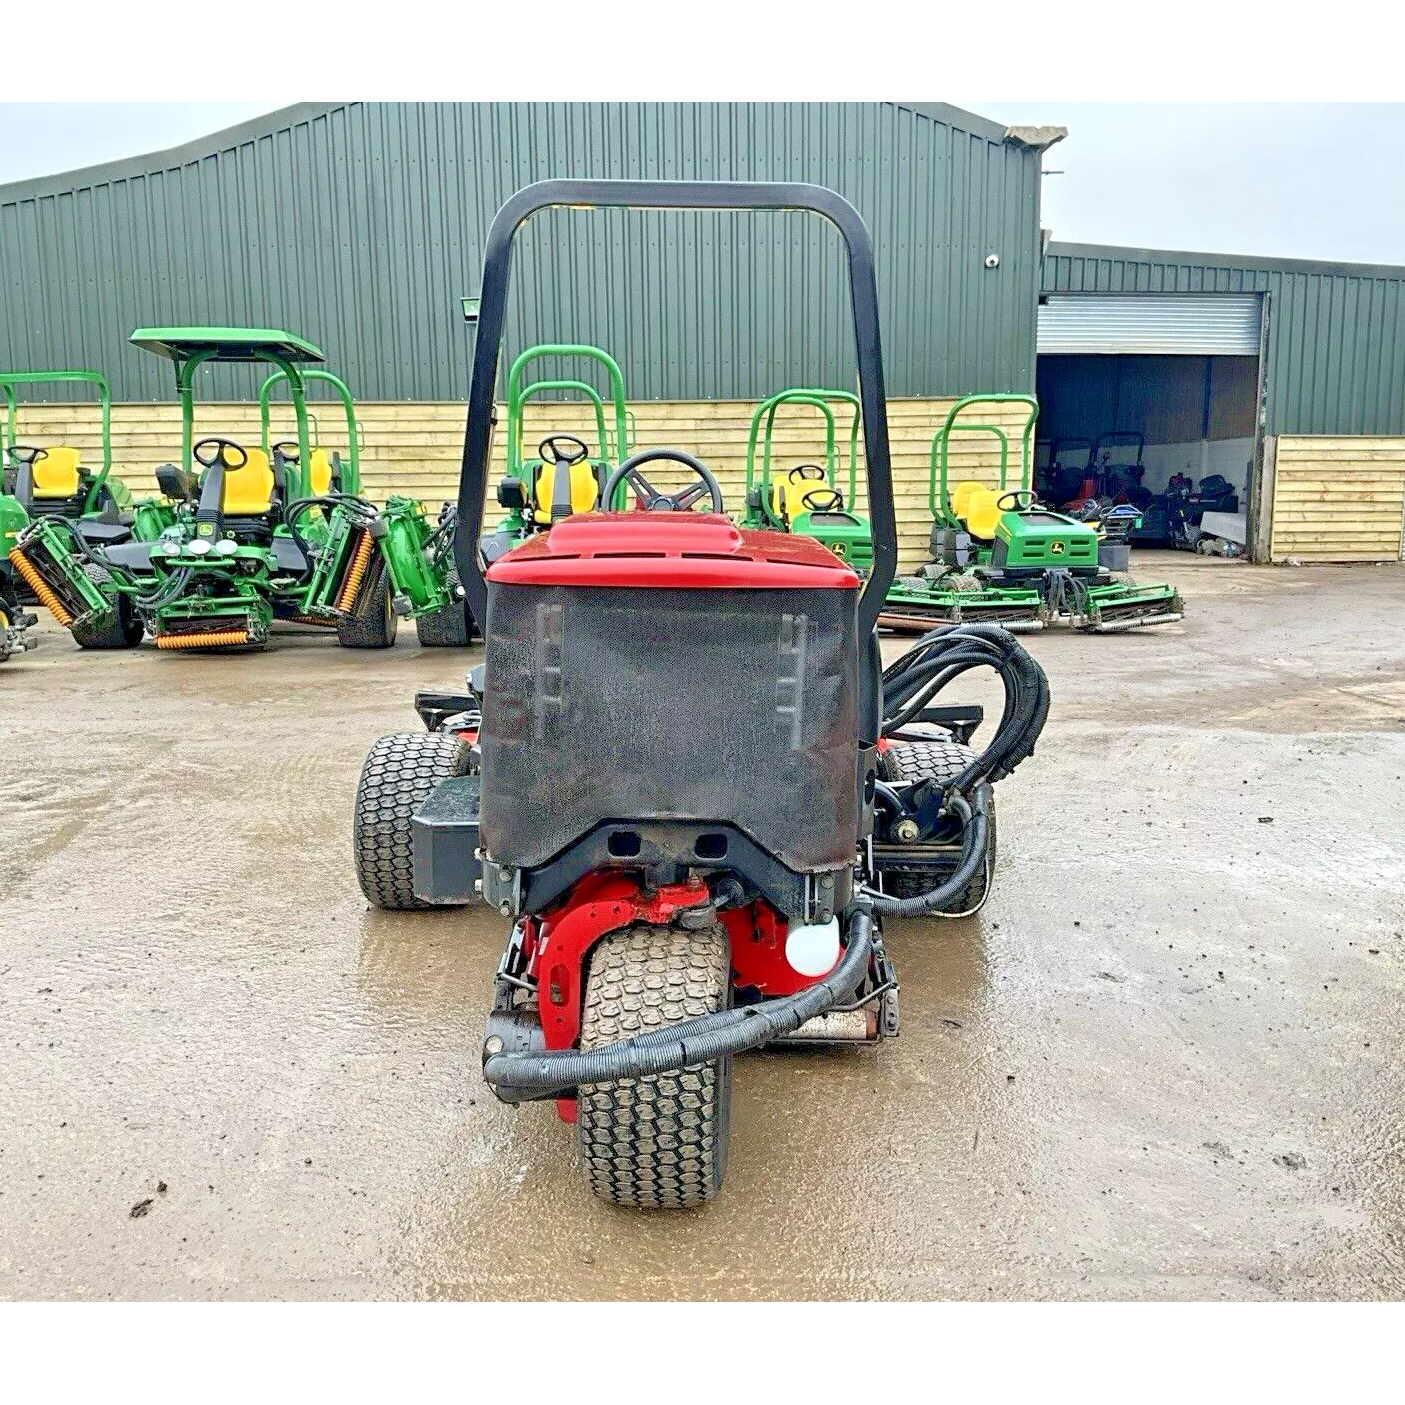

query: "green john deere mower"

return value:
[879, 393, 1184, 634]
[481, 342, 631, 561]
[740, 387, 873, 571]
[0, 487, 40, 661]
[10, 328, 466, 652]
[2, 369, 176, 648]
[3, 370, 139, 539]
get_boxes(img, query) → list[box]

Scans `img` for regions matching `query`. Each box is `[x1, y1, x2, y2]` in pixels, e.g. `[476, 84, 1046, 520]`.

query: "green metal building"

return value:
[3, 100, 1402, 561]
[0, 100, 1055, 403]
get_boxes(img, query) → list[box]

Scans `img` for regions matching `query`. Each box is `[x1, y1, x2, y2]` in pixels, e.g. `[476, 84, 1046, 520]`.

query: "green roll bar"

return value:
[504, 344, 629, 490]
[259, 367, 360, 492]
[512, 379, 611, 471]
[130, 328, 324, 503]
[930, 393, 1039, 526]
[177, 349, 311, 499]
[745, 388, 862, 512]
[0, 369, 114, 511]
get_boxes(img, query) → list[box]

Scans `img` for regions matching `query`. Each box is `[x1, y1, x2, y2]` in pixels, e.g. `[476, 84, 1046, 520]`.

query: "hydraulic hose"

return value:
[282, 494, 378, 585]
[482, 907, 877, 1098]
[1043, 567, 1088, 624]
[880, 622, 1050, 792]
[869, 623, 1047, 916]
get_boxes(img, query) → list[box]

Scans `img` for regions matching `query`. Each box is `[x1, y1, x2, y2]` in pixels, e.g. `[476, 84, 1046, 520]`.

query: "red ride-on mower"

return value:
[352, 180, 1050, 1208]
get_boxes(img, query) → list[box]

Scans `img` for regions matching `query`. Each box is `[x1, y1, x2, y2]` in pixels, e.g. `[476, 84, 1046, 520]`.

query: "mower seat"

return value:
[962, 487, 1004, 542]
[308, 448, 335, 497]
[534, 458, 600, 519]
[221, 447, 277, 517]
[773, 473, 838, 525]
[949, 479, 984, 524]
[31, 446, 85, 500]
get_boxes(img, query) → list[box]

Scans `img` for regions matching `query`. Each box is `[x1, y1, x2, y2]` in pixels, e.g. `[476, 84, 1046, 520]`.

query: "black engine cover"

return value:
[479, 582, 859, 874]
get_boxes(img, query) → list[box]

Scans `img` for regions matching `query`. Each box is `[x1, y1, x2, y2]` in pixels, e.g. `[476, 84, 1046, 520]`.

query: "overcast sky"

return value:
[974, 102, 1405, 265]
[0, 103, 278, 185]
[1, 102, 1402, 267]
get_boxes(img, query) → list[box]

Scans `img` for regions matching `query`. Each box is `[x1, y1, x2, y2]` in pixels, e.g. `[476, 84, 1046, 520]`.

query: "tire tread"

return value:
[352, 731, 470, 909]
[577, 922, 730, 1210]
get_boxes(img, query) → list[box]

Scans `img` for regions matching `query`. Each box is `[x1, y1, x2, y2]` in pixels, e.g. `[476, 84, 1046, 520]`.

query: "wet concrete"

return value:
[1, 553, 1403, 1300]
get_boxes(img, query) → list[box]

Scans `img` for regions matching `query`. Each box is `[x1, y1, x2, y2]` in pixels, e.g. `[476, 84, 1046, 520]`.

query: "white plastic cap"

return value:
[785, 917, 841, 978]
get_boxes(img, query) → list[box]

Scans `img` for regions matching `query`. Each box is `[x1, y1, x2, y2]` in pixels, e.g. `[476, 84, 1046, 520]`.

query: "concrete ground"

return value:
[1, 552, 1403, 1301]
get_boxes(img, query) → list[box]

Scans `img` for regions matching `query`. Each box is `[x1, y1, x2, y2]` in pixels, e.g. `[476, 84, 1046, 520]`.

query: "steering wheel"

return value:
[801, 487, 845, 513]
[787, 464, 827, 484]
[996, 488, 1038, 512]
[539, 434, 589, 465]
[8, 445, 48, 466]
[601, 449, 724, 514]
[193, 437, 249, 471]
[272, 439, 301, 463]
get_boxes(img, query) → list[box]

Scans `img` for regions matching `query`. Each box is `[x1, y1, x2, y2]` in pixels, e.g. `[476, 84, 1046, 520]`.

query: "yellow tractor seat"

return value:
[308, 447, 335, 497]
[534, 458, 600, 519]
[31, 446, 85, 500]
[774, 472, 838, 524]
[221, 447, 277, 517]
[949, 479, 984, 525]
[961, 486, 1004, 541]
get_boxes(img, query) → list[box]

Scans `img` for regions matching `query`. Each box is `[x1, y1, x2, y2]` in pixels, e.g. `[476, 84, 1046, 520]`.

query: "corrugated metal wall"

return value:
[0, 102, 1043, 404]
[1042, 242, 1405, 436]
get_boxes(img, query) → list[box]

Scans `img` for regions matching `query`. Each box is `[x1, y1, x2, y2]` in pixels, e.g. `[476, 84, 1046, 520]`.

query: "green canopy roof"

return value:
[129, 327, 324, 363]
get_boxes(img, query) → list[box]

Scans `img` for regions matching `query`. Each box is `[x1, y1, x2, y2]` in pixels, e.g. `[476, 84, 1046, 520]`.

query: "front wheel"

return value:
[337, 558, 398, 649]
[415, 566, 474, 647]
[879, 738, 997, 915]
[71, 564, 144, 650]
[577, 921, 731, 1210]
[352, 731, 472, 909]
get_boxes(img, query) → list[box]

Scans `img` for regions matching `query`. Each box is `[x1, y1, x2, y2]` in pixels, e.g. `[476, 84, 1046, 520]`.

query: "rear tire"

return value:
[352, 731, 471, 909]
[71, 564, 144, 650]
[337, 557, 398, 649]
[577, 921, 732, 1210]
[415, 566, 473, 647]
[879, 738, 997, 915]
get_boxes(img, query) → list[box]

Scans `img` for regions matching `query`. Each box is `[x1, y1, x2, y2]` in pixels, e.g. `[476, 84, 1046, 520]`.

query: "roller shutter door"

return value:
[1038, 295, 1262, 355]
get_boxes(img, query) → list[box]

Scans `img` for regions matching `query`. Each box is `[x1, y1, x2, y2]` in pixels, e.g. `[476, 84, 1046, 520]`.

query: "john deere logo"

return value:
[1050, 540, 1065, 555]
[831, 543, 846, 557]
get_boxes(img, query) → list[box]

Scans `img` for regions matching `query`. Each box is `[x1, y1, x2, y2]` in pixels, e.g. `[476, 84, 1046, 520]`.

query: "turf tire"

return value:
[415, 566, 473, 647]
[879, 738, 997, 914]
[71, 564, 144, 650]
[352, 731, 472, 909]
[577, 921, 731, 1210]
[337, 557, 398, 649]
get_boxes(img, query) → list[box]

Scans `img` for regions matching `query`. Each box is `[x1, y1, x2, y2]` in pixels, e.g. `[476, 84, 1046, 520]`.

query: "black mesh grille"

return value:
[480, 583, 859, 872]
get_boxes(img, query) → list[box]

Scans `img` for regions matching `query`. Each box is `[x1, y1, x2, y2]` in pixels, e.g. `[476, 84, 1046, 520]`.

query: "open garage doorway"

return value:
[1035, 293, 1264, 554]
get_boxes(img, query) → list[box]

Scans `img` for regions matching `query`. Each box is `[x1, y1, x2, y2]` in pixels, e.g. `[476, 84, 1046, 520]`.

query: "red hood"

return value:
[484, 512, 861, 590]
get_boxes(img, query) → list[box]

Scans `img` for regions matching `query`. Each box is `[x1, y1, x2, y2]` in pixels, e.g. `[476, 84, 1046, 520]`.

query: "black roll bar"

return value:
[454, 179, 898, 639]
